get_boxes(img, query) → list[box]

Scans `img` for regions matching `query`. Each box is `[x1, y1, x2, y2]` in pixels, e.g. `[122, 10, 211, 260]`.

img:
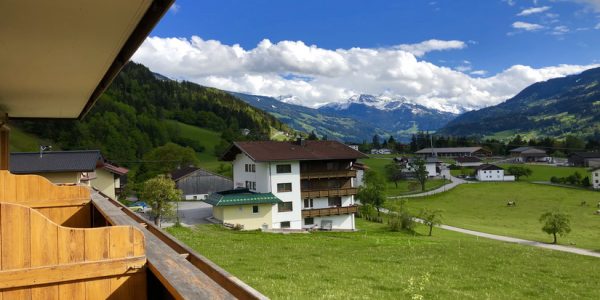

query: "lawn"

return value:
[167, 219, 600, 299]
[9, 126, 58, 152]
[361, 156, 448, 196]
[499, 164, 589, 182]
[388, 182, 600, 250]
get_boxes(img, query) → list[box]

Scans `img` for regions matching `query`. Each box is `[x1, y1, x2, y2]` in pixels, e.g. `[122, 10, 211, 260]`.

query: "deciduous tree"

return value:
[357, 170, 385, 216]
[507, 166, 532, 181]
[140, 175, 182, 227]
[420, 209, 442, 236]
[385, 161, 404, 188]
[539, 211, 571, 244]
[410, 158, 428, 191]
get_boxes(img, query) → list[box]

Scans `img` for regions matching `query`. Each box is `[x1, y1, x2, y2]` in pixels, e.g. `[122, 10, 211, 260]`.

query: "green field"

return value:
[361, 156, 448, 196]
[164, 120, 229, 174]
[499, 164, 589, 182]
[9, 126, 58, 152]
[167, 219, 600, 299]
[388, 182, 600, 250]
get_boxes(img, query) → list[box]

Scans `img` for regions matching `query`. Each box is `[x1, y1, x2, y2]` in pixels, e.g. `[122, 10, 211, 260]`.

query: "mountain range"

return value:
[439, 66, 600, 139]
[231, 92, 456, 142]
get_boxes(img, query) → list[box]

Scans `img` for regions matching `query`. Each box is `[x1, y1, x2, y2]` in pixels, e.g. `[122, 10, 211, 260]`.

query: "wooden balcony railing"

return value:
[301, 187, 358, 198]
[300, 169, 357, 180]
[302, 205, 359, 217]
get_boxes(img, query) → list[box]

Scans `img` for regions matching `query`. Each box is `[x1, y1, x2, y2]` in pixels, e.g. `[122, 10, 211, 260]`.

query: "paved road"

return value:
[388, 175, 469, 199]
[436, 223, 600, 258]
[141, 201, 213, 228]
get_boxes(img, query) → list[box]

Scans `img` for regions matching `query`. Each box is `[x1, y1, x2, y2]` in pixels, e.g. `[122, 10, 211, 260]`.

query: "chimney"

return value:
[296, 137, 306, 146]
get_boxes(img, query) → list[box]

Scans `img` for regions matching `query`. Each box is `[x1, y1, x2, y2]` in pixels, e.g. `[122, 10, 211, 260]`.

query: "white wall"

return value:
[301, 214, 354, 230]
[477, 169, 504, 181]
[232, 153, 269, 192]
[425, 163, 437, 177]
[592, 170, 600, 190]
[269, 161, 302, 229]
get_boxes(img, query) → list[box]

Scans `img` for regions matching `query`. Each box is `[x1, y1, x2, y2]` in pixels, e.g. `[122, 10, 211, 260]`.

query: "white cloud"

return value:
[169, 3, 181, 14]
[595, 22, 600, 29]
[395, 39, 466, 57]
[470, 70, 488, 76]
[551, 25, 570, 35]
[512, 21, 545, 31]
[571, 0, 600, 12]
[517, 6, 551, 16]
[504, 0, 516, 6]
[132, 36, 598, 113]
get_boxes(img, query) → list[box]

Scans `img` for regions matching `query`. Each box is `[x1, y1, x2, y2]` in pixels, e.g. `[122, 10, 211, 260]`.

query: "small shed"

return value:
[171, 167, 233, 200]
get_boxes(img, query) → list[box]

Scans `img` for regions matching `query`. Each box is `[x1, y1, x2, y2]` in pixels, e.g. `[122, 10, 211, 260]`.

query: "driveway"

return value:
[141, 201, 213, 227]
[388, 175, 469, 199]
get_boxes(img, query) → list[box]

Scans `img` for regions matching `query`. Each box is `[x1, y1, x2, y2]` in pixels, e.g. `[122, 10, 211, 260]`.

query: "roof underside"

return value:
[0, 0, 172, 119]
[221, 140, 368, 162]
[205, 189, 282, 206]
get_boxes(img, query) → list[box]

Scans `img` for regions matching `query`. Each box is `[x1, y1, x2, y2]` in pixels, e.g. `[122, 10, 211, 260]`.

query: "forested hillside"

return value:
[15, 62, 290, 169]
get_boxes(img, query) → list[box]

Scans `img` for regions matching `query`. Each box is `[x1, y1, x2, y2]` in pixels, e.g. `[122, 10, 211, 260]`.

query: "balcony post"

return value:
[0, 113, 9, 170]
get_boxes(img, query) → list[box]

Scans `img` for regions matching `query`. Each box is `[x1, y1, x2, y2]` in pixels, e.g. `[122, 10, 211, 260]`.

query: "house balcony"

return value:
[302, 205, 359, 217]
[301, 187, 358, 199]
[0, 171, 265, 299]
[300, 169, 357, 180]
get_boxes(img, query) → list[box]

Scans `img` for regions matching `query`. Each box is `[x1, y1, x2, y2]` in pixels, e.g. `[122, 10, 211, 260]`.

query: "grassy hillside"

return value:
[8, 126, 57, 152]
[164, 120, 226, 172]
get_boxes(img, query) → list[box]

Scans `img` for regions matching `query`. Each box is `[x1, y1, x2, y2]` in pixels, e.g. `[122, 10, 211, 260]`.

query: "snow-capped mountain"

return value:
[318, 94, 457, 136]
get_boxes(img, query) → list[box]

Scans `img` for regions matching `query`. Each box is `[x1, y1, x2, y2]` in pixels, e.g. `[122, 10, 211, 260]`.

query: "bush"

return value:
[550, 176, 559, 183]
[400, 212, 416, 232]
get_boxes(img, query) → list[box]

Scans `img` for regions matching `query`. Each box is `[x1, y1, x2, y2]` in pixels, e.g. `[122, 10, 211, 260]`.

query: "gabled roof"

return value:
[415, 147, 484, 154]
[102, 163, 129, 176]
[221, 140, 368, 162]
[455, 156, 482, 163]
[510, 147, 546, 154]
[204, 189, 282, 206]
[170, 166, 200, 181]
[476, 164, 504, 171]
[10, 150, 102, 174]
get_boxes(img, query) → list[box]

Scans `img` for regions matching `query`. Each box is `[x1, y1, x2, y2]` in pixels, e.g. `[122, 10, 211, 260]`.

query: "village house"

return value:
[591, 167, 600, 190]
[569, 152, 600, 167]
[170, 166, 233, 200]
[371, 148, 392, 155]
[210, 139, 367, 231]
[509, 146, 552, 163]
[475, 164, 515, 182]
[10, 150, 127, 199]
[395, 156, 442, 177]
[415, 147, 491, 158]
[454, 156, 483, 167]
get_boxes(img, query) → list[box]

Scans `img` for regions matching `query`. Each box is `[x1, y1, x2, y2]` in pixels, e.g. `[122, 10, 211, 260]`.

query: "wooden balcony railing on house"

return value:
[0, 171, 267, 300]
[300, 169, 357, 180]
[301, 205, 359, 217]
[301, 187, 358, 199]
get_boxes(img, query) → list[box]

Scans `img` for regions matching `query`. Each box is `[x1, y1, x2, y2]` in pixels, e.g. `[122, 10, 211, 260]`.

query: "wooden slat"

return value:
[0, 257, 145, 289]
[85, 227, 111, 300]
[30, 208, 59, 299]
[0, 203, 31, 299]
[58, 228, 86, 298]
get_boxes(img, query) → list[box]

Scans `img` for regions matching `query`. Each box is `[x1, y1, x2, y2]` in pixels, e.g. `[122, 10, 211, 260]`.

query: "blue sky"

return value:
[134, 0, 600, 112]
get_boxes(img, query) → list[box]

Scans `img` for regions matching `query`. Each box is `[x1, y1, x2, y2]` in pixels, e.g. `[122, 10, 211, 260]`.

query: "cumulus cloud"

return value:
[512, 21, 545, 31]
[571, 0, 600, 12]
[169, 3, 180, 14]
[132, 36, 598, 113]
[517, 6, 551, 16]
[395, 39, 467, 57]
[551, 25, 570, 35]
[470, 70, 488, 76]
[595, 22, 600, 29]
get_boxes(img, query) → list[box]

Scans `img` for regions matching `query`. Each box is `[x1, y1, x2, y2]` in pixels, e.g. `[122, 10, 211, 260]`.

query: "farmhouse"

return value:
[216, 139, 367, 230]
[10, 150, 127, 199]
[509, 146, 551, 163]
[395, 156, 441, 177]
[569, 152, 600, 167]
[591, 167, 600, 190]
[454, 156, 483, 167]
[371, 148, 392, 155]
[475, 164, 515, 182]
[170, 166, 233, 200]
[415, 147, 491, 157]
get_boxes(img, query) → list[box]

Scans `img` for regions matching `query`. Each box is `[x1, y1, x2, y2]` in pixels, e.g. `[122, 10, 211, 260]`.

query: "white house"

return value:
[399, 157, 441, 177]
[591, 167, 600, 190]
[213, 139, 367, 231]
[475, 164, 515, 182]
[371, 148, 392, 155]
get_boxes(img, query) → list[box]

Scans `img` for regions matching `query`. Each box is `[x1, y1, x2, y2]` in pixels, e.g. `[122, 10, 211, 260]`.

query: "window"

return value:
[278, 202, 293, 212]
[251, 164, 256, 172]
[245, 164, 256, 173]
[304, 198, 314, 208]
[245, 181, 256, 190]
[280, 221, 291, 228]
[328, 197, 342, 207]
[245, 164, 249, 172]
[304, 217, 314, 225]
[252, 182, 256, 190]
[277, 183, 292, 192]
[276, 164, 292, 173]
[252, 205, 259, 214]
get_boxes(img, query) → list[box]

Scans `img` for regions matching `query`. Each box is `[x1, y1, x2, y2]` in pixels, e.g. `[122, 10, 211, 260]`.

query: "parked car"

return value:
[127, 201, 149, 212]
